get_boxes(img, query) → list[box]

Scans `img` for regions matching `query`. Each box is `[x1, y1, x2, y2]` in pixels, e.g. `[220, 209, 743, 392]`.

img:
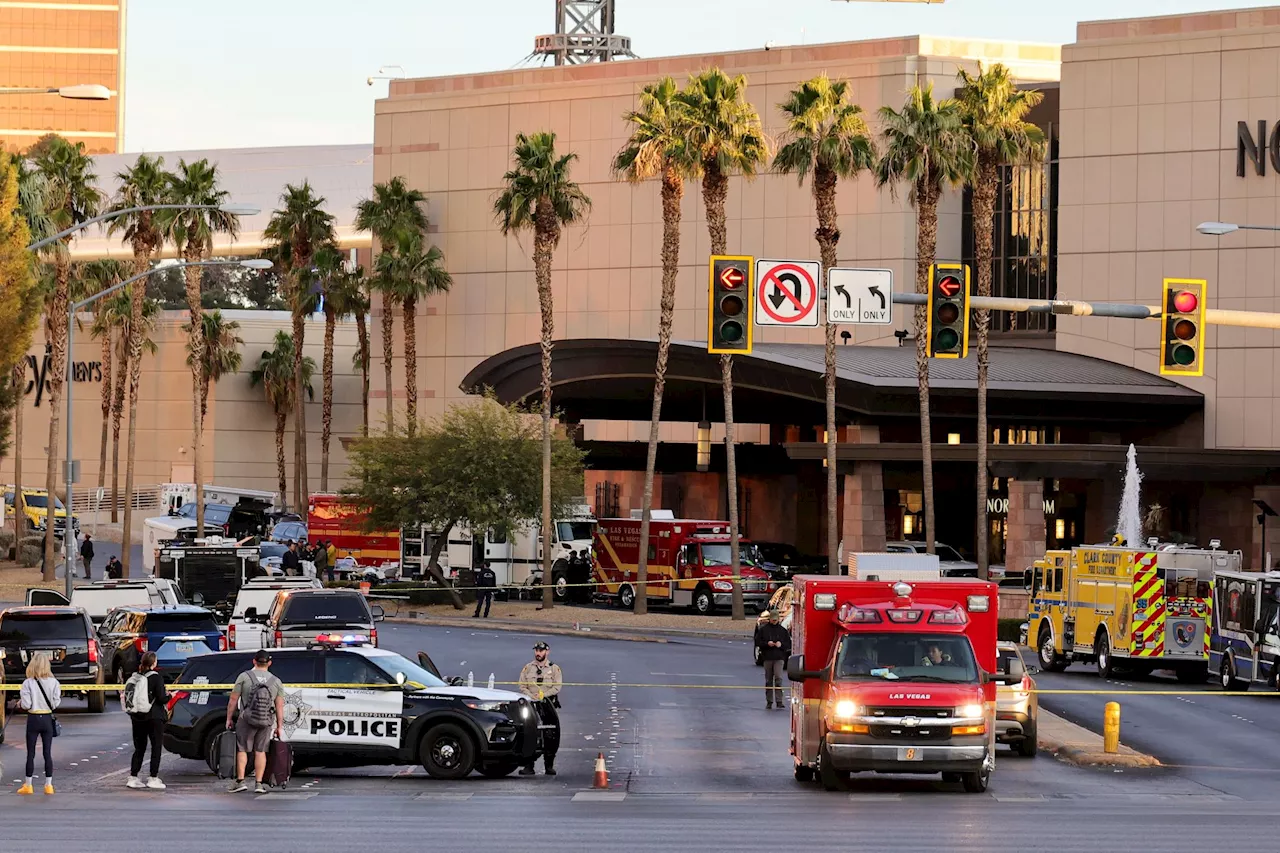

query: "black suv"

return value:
[164, 643, 542, 779]
[97, 605, 226, 685]
[0, 606, 105, 722]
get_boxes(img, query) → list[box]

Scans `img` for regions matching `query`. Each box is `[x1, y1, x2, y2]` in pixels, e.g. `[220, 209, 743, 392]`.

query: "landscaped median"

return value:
[1037, 708, 1161, 768]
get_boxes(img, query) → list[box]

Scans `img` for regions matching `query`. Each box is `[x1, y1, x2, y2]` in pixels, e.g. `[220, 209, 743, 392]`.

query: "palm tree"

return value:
[354, 178, 429, 432]
[162, 158, 240, 536]
[678, 68, 769, 621]
[250, 331, 315, 509]
[875, 82, 975, 556]
[105, 153, 168, 574]
[957, 64, 1045, 579]
[612, 76, 697, 614]
[774, 75, 877, 575]
[106, 290, 158, 525]
[83, 260, 127, 499]
[263, 182, 336, 511]
[494, 131, 591, 611]
[309, 244, 346, 490]
[31, 137, 102, 580]
[334, 266, 372, 437]
[376, 231, 452, 433]
[185, 309, 244, 427]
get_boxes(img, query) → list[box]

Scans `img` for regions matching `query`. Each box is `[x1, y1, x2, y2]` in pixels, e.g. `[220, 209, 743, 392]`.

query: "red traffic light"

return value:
[719, 267, 745, 289]
[1172, 290, 1198, 314]
[937, 276, 962, 298]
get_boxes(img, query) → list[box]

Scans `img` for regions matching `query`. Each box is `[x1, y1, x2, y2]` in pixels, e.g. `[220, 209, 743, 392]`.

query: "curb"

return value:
[1036, 710, 1161, 768]
[386, 615, 673, 644]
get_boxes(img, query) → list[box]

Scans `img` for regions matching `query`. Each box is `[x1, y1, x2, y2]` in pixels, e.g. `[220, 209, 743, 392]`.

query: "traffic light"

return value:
[1160, 278, 1206, 377]
[926, 263, 970, 359]
[708, 255, 753, 354]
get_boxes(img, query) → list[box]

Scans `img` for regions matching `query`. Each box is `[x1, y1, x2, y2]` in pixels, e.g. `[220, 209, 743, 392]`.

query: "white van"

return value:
[27, 578, 185, 626]
[228, 578, 322, 649]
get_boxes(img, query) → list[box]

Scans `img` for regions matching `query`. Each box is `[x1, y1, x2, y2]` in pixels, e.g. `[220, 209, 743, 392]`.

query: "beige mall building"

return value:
[15, 7, 1280, 570]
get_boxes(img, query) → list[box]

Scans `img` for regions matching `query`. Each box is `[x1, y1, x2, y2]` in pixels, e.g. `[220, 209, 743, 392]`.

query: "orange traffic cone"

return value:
[593, 752, 609, 788]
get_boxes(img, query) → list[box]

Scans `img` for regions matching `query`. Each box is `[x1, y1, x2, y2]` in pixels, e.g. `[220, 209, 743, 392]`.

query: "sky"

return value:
[123, 0, 1279, 152]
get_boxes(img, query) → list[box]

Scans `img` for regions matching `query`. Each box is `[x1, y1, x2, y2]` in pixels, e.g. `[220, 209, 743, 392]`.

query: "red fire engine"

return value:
[787, 576, 1016, 793]
[592, 517, 771, 614]
[307, 494, 399, 564]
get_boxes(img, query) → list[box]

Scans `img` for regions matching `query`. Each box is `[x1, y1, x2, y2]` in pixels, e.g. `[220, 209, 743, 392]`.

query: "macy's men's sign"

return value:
[24, 349, 103, 408]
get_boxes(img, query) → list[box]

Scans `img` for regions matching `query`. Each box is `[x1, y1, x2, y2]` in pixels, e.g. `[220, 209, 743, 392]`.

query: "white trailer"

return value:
[845, 552, 942, 581]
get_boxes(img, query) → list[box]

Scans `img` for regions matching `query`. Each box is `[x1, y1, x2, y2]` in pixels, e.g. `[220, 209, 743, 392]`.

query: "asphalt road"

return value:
[1, 624, 1275, 848]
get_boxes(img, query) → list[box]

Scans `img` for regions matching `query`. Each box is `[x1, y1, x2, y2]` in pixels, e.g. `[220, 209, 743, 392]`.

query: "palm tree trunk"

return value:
[111, 338, 128, 524]
[534, 203, 556, 611]
[402, 294, 418, 433]
[43, 252, 70, 581]
[291, 302, 307, 508]
[97, 318, 112, 492]
[321, 305, 335, 491]
[702, 165, 742, 621]
[814, 167, 841, 575]
[182, 253, 205, 537]
[915, 180, 939, 555]
[275, 409, 288, 509]
[356, 310, 370, 437]
[11, 361, 23, 550]
[634, 167, 683, 615]
[973, 156, 998, 580]
[381, 289, 394, 432]
[121, 248, 149, 577]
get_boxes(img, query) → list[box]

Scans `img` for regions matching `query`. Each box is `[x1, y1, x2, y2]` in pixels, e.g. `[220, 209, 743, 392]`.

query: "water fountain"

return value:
[1116, 443, 1143, 547]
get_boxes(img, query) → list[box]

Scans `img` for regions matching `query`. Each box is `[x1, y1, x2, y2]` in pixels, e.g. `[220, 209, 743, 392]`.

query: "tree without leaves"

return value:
[774, 74, 877, 575]
[678, 68, 770, 621]
[494, 131, 591, 611]
[957, 63, 1045, 579]
[250, 331, 315, 510]
[343, 396, 586, 610]
[612, 75, 698, 614]
[875, 82, 975, 556]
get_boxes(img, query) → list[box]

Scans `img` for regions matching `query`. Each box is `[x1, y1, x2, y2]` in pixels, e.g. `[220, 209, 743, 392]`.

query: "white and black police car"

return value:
[163, 634, 543, 779]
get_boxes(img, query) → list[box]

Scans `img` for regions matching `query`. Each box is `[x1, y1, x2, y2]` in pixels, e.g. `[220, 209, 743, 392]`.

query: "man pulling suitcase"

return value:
[224, 650, 286, 794]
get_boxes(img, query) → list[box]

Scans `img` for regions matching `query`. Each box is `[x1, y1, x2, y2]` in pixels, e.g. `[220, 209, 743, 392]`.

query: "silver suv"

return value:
[252, 588, 385, 648]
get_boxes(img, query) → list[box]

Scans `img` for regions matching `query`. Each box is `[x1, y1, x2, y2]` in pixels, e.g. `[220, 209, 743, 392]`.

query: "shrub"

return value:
[18, 543, 40, 567]
[0, 528, 14, 558]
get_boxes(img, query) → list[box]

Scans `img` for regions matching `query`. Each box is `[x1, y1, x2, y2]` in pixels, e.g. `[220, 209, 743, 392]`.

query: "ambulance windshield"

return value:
[834, 633, 979, 683]
[369, 652, 448, 688]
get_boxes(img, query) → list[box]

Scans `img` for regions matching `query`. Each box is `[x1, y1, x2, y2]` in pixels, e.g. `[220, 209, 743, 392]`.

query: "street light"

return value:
[60, 258, 273, 594]
[1196, 221, 1280, 236]
[0, 84, 112, 100]
[28, 202, 261, 252]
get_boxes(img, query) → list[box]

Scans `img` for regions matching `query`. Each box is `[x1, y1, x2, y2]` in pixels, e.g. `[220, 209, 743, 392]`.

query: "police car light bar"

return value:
[314, 633, 369, 646]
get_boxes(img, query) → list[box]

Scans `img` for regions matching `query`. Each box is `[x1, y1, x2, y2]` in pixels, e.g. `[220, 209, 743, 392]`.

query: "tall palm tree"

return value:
[309, 244, 345, 490]
[376, 231, 452, 433]
[678, 68, 769, 621]
[354, 177, 429, 432]
[957, 64, 1045, 579]
[107, 290, 158, 525]
[162, 159, 240, 536]
[185, 309, 244, 427]
[494, 131, 591, 611]
[10, 157, 48, 546]
[31, 137, 102, 580]
[106, 153, 168, 575]
[876, 82, 975, 556]
[83, 259, 127, 499]
[334, 266, 372, 437]
[250, 331, 315, 510]
[263, 182, 336, 510]
[612, 76, 697, 614]
[774, 75, 877, 575]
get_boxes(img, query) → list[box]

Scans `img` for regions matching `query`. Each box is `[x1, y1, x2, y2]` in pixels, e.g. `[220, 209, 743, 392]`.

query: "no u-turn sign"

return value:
[754, 259, 820, 327]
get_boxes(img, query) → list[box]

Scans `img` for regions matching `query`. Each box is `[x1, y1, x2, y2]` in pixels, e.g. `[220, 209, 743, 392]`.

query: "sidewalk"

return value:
[1037, 709, 1160, 768]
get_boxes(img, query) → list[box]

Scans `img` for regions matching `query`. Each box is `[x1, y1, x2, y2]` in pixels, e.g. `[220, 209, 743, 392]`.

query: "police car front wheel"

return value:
[421, 722, 477, 779]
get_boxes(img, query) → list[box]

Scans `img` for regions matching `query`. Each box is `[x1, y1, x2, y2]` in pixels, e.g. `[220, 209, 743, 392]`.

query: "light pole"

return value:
[61, 258, 274, 594]
[0, 84, 112, 100]
[28, 203, 258, 252]
[1196, 221, 1280, 235]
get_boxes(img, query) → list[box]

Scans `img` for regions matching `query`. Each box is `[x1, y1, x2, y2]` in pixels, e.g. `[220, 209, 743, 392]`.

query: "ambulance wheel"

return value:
[962, 766, 991, 793]
[1095, 634, 1115, 679]
[693, 587, 715, 615]
[1220, 657, 1247, 692]
[421, 723, 476, 780]
[1037, 627, 1066, 673]
[793, 763, 814, 783]
[618, 585, 636, 610]
[1175, 664, 1207, 684]
[553, 572, 569, 602]
[818, 740, 849, 791]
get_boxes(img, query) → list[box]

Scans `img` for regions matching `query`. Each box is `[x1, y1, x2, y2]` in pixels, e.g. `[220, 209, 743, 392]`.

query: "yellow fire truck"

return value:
[1027, 543, 1241, 682]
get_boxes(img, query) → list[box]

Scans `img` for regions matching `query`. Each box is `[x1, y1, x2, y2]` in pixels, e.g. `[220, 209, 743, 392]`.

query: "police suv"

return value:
[163, 635, 542, 779]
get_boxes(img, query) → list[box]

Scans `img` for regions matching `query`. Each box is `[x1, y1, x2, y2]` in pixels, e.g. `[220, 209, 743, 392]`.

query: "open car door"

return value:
[416, 650, 443, 679]
[26, 588, 69, 606]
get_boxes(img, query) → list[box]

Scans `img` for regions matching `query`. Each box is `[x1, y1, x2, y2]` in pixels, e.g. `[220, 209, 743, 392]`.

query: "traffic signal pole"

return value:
[896, 292, 1280, 328]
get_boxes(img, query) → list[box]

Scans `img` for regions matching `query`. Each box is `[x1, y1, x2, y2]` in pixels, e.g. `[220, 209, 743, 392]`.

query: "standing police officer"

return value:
[473, 560, 497, 618]
[518, 641, 562, 776]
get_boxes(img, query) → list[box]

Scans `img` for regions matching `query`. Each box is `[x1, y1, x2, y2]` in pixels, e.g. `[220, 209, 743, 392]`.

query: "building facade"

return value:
[0, 0, 127, 154]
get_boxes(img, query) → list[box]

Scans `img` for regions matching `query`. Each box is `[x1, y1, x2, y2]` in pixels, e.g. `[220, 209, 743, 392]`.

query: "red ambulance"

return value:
[787, 575, 1015, 793]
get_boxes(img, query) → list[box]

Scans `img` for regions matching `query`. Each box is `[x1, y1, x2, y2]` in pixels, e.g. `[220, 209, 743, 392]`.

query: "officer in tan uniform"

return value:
[518, 641, 562, 776]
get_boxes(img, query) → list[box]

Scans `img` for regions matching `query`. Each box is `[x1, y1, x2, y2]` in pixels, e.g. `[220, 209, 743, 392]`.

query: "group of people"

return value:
[41, 533, 123, 580]
[279, 539, 338, 582]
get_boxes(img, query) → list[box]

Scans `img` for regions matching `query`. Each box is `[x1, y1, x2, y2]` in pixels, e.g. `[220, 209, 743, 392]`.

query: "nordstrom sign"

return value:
[987, 497, 1055, 516]
[1237, 120, 1280, 176]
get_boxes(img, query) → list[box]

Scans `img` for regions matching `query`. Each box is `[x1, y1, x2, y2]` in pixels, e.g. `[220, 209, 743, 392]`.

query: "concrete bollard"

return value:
[1103, 701, 1121, 753]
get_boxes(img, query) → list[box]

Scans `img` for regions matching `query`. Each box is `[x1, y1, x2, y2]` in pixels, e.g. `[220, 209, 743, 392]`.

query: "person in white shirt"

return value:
[17, 652, 61, 795]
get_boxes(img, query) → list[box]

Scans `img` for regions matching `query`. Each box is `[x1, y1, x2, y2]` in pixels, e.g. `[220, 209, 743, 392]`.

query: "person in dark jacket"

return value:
[125, 652, 169, 789]
[755, 610, 792, 709]
[473, 560, 497, 618]
[79, 534, 94, 580]
[313, 539, 331, 582]
[281, 541, 301, 575]
[105, 555, 123, 579]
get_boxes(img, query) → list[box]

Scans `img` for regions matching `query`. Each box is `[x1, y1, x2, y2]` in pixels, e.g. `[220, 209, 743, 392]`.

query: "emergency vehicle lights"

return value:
[966, 595, 990, 613]
[314, 633, 369, 645]
[886, 609, 922, 623]
[832, 699, 859, 719]
[958, 703, 984, 719]
[813, 593, 837, 611]
[892, 582, 913, 598]
[928, 607, 967, 625]
[951, 725, 986, 736]
[837, 603, 881, 623]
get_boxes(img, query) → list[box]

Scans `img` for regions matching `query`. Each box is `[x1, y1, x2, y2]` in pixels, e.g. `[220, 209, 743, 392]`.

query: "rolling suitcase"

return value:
[213, 730, 238, 779]
[263, 738, 293, 789]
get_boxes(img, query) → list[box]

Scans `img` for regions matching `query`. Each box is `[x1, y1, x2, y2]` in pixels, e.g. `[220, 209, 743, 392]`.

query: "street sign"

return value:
[755, 259, 820, 327]
[827, 268, 893, 325]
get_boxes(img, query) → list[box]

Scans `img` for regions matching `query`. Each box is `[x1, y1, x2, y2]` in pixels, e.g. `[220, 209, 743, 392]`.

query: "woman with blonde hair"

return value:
[17, 651, 61, 795]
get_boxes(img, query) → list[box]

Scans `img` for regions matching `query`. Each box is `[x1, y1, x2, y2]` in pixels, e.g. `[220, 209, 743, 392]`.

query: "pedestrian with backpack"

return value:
[123, 651, 169, 790]
[224, 650, 284, 794]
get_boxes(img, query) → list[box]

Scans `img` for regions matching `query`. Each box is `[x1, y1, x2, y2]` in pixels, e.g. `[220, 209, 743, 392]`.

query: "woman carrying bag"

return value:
[17, 651, 61, 795]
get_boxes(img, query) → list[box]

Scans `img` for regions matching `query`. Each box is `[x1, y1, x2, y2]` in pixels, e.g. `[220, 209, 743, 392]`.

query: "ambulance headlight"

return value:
[958, 703, 984, 719]
[713, 581, 733, 591]
[463, 700, 505, 712]
[832, 699, 859, 719]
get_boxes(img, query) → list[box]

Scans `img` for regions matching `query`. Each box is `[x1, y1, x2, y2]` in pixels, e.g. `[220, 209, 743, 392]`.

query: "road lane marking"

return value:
[258, 792, 317, 800]
[573, 791, 625, 801]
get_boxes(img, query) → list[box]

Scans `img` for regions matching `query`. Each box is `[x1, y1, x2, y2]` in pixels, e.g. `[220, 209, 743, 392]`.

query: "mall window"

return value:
[961, 87, 1059, 336]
